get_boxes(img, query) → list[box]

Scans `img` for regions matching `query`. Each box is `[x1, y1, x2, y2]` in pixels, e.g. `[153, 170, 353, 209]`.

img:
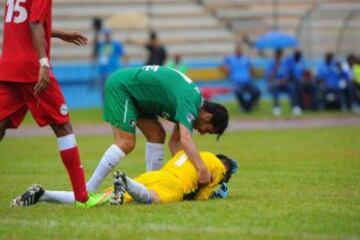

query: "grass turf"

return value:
[1, 127, 360, 239]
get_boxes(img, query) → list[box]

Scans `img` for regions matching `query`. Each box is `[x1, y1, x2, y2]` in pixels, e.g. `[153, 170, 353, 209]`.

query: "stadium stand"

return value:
[1, 0, 358, 108]
[297, 1, 360, 58]
[1, 0, 359, 62]
[0, 0, 236, 62]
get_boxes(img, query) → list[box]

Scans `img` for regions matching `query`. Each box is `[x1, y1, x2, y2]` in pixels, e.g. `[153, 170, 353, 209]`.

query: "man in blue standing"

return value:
[266, 49, 301, 116]
[221, 43, 260, 113]
[97, 28, 125, 101]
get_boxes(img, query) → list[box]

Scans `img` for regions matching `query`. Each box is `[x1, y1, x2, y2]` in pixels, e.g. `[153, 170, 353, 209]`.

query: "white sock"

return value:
[40, 191, 75, 204]
[146, 142, 164, 172]
[86, 144, 125, 192]
[126, 176, 152, 204]
[57, 134, 77, 151]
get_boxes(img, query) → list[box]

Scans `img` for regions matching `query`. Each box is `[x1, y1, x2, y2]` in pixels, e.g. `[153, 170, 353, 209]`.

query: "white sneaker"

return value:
[292, 106, 302, 116]
[272, 107, 282, 116]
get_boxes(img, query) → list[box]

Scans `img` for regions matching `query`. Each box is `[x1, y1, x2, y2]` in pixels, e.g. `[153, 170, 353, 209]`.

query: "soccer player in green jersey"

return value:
[85, 65, 229, 192]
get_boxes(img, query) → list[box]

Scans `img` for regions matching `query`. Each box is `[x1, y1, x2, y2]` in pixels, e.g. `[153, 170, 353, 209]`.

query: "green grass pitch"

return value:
[1, 126, 360, 239]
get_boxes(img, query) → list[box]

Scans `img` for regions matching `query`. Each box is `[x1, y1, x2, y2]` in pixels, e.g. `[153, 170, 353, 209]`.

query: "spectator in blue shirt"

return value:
[221, 44, 260, 112]
[317, 52, 343, 110]
[266, 49, 301, 116]
[317, 53, 340, 89]
[287, 50, 317, 110]
[340, 54, 357, 111]
[97, 28, 125, 101]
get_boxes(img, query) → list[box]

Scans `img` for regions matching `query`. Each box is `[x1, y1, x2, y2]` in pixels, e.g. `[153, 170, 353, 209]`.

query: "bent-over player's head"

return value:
[194, 101, 229, 139]
[216, 154, 238, 183]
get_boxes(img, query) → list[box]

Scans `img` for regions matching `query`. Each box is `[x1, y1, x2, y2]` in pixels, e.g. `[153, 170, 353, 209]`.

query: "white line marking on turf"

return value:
[1, 219, 358, 240]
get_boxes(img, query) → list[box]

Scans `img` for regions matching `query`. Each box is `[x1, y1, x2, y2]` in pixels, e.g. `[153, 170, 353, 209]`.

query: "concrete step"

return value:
[49, 40, 234, 60]
[216, 8, 307, 19]
[202, 0, 325, 3]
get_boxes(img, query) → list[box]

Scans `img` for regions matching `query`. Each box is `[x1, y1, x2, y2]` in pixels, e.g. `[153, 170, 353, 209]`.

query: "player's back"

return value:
[0, 0, 52, 82]
[162, 151, 226, 195]
[106, 66, 203, 129]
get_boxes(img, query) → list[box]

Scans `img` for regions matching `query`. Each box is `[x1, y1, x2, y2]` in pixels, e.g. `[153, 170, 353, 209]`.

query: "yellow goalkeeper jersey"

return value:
[162, 150, 226, 200]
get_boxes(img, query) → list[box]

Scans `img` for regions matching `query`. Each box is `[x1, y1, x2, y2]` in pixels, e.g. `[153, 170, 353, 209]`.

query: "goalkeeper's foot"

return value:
[110, 171, 127, 206]
[10, 184, 45, 207]
[75, 192, 112, 208]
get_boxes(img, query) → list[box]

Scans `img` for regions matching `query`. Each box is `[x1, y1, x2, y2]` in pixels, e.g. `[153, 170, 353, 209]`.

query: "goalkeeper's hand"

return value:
[209, 182, 228, 199]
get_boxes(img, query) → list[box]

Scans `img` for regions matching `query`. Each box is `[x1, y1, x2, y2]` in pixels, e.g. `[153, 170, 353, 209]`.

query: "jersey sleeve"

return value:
[174, 98, 198, 132]
[29, 0, 51, 23]
[195, 183, 218, 200]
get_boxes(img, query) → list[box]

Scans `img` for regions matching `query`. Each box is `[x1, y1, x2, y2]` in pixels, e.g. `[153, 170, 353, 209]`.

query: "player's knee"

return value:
[146, 127, 166, 143]
[114, 138, 135, 154]
[51, 123, 73, 137]
[149, 190, 161, 204]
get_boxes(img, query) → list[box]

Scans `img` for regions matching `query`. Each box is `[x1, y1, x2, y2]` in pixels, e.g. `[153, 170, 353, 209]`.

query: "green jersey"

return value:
[104, 66, 203, 133]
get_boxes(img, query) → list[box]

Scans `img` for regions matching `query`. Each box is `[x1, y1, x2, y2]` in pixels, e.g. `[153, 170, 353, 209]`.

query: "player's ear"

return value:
[204, 112, 213, 121]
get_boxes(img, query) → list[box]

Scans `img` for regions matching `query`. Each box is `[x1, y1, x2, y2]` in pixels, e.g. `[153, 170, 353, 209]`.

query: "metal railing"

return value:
[296, 1, 360, 58]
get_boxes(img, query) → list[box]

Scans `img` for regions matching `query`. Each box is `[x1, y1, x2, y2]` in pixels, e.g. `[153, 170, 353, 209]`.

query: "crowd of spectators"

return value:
[222, 44, 360, 116]
[90, 19, 360, 116]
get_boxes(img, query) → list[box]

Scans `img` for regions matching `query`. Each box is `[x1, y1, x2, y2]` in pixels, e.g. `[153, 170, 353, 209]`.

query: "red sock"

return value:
[60, 147, 88, 202]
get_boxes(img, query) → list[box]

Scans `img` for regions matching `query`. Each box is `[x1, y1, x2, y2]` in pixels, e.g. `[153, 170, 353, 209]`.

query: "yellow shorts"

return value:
[104, 170, 184, 204]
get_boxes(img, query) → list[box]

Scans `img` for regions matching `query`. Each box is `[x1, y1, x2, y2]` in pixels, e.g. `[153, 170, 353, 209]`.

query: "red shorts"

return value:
[0, 78, 70, 129]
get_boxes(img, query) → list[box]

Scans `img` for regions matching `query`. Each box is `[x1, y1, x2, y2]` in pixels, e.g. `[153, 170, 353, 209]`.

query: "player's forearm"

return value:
[179, 131, 206, 171]
[52, 29, 66, 38]
[168, 124, 182, 156]
[29, 23, 47, 58]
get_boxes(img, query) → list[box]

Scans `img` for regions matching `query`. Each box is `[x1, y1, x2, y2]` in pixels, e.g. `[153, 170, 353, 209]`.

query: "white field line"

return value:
[1, 218, 359, 240]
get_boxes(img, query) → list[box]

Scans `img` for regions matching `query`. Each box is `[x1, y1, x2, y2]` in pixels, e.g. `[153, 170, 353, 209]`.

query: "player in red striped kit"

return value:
[0, 0, 107, 208]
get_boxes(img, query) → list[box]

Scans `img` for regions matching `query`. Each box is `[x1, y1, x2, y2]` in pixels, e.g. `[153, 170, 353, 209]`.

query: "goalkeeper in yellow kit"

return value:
[108, 150, 237, 205]
[11, 150, 237, 206]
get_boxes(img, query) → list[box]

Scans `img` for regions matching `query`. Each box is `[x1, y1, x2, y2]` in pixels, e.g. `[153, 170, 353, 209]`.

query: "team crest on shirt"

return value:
[161, 112, 170, 119]
[186, 113, 195, 124]
[60, 104, 68, 116]
[129, 119, 136, 127]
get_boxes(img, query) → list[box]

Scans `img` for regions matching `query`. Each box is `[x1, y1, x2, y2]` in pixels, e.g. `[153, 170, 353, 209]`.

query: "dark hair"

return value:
[216, 154, 238, 183]
[149, 31, 157, 40]
[325, 52, 334, 65]
[294, 50, 302, 62]
[275, 48, 283, 57]
[202, 101, 229, 140]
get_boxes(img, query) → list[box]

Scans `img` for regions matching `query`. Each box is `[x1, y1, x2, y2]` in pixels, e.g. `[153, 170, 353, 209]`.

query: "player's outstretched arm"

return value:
[178, 124, 211, 187]
[52, 29, 88, 45]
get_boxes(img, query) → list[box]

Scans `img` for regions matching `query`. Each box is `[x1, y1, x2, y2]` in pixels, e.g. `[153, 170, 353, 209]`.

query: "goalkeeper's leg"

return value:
[40, 190, 75, 204]
[111, 171, 153, 205]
